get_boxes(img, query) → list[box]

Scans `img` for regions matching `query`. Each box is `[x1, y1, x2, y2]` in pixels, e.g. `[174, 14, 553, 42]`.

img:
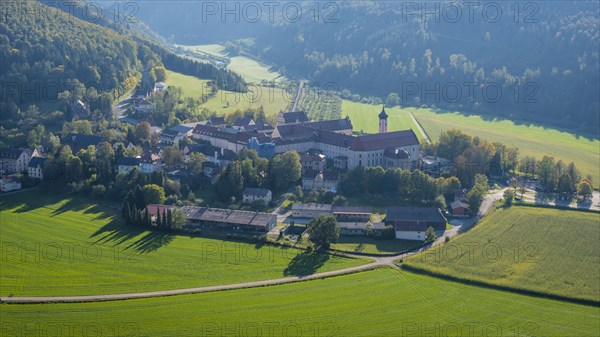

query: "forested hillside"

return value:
[0, 0, 245, 124]
[135, 1, 599, 134]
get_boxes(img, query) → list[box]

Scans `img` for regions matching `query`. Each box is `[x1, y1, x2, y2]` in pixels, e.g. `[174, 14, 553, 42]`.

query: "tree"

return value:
[434, 195, 447, 210]
[577, 179, 593, 199]
[142, 184, 166, 205]
[385, 92, 400, 107]
[134, 121, 151, 143]
[425, 226, 437, 243]
[503, 189, 515, 206]
[171, 209, 187, 230]
[162, 146, 184, 166]
[215, 161, 244, 201]
[307, 216, 340, 249]
[187, 152, 206, 175]
[269, 151, 301, 190]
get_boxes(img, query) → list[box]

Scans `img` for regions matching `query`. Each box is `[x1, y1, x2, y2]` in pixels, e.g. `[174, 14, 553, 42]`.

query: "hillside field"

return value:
[166, 70, 211, 100]
[404, 206, 600, 302]
[0, 191, 365, 296]
[2, 268, 598, 336]
[178, 44, 286, 83]
[412, 108, 600, 183]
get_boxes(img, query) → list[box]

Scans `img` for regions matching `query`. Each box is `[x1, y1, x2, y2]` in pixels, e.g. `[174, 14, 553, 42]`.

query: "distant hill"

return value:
[133, 1, 599, 134]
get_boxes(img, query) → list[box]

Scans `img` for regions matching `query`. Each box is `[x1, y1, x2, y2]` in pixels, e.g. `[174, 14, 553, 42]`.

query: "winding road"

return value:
[0, 192, 500, 304]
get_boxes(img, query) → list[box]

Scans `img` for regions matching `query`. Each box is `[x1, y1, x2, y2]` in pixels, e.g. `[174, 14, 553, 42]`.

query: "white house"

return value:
[118, 157, 141, 175]
[1, 175, 21, 192]
[242, 188, 272, 205]
[140, 153, 161, 174]
[27, 157, 47, 180]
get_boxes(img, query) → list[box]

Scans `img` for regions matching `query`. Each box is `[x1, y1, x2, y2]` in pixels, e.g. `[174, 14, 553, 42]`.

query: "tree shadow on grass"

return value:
[90, 220, 174, 254]
[283, 252, 330, 277]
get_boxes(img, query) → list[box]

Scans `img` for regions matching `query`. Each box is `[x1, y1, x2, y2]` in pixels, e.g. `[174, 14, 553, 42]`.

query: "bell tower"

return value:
[378, 105, 388, 133]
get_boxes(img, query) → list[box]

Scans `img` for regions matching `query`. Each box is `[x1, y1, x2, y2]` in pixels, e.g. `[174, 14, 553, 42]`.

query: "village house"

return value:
[140, 153, 162, 174]
[450, 200, 471, 217]
[117, 157, 141, 175]
[232, 117, 255, 131]
[27, 157, 47, 180]
[71, 100, 89, 119]
[301, 170, 340, 191]
[0, 148, 36, 174]
[153, 82, 167, 92]
[291, 203, 333, 218]
[242, 188, 272, 205]
[206, 116, 227, 129]
[277, 111, 309, 125]
[0, 175, 21, 192]
[63, 134, 102, 152]
[385, 207, 447, 241]
[135, 97, 154, 113]
[160, 125, 193, 145]
[300, 152, 326, 174]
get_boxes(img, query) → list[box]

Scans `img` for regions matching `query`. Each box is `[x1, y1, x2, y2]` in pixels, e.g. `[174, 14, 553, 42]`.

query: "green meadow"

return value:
[178, 44, 286, 83]
[166, 70, 211, 100]
[405, 206, 600, 302]
[341, 100, 425, 141]
[2, 268, 598, 336]
[412, 108, 600, 183]
[0, 191, 365, 297]
[331, 236, 422, 255]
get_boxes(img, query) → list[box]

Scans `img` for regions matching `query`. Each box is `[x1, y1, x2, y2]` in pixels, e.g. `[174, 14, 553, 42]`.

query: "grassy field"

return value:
[331, 236, 422, 255]
[405, 206, 600, 302]
[0, 191, 366, 297]
[167, 70, 211, 100]
[202, 86, 291, 122]
[178, 44, 286, 83]
[342, 100, 425, 141]
[411, 108, 600, 183]
[228, 56, 285, 83]
[2, 268, 598, 336]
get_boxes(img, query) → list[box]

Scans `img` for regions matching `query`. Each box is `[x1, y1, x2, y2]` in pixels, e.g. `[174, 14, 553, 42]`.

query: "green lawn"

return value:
[166, 70, 211, 100]
[342, 100, 425, 141]
[2, 268, 598, 336]
[182, 44, 227, 57]
[412, 108, 600, 183]
[405, 206, 600, 302]
[178, 44, 286, 83]
[228, 56, 286, 83]
[331, 236, 422, 255]
[0, 191, 366, 297]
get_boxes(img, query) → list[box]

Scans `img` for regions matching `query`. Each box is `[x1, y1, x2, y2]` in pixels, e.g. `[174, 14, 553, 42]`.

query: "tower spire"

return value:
[378, 105, 388, 133]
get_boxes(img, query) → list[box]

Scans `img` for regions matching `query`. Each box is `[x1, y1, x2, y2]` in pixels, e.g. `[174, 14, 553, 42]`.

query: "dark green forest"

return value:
[135, 1, 599, 134]
[0, 0, 245, 124]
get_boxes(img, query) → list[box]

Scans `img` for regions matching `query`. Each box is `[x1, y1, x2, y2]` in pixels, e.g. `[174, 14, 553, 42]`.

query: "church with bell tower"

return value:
[378, 105, 388, 133]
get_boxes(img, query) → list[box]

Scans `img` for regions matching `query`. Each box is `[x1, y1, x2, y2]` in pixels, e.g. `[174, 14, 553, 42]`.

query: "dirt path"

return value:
[407, 111, 431, 144]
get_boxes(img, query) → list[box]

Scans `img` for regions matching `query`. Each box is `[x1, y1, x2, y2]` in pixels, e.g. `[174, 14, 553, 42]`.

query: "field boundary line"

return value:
[406, 110, 431, 144]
